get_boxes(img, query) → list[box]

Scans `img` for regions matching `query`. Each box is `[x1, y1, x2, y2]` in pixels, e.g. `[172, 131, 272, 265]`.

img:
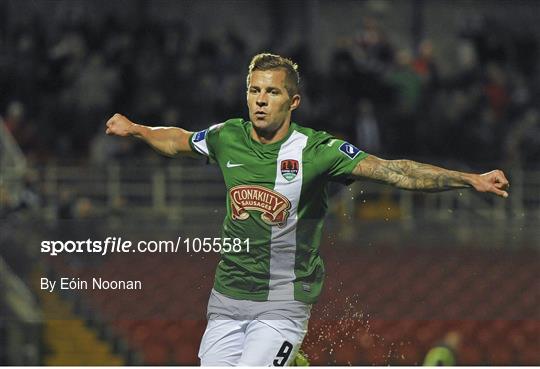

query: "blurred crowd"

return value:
[2, 12, 540, 167]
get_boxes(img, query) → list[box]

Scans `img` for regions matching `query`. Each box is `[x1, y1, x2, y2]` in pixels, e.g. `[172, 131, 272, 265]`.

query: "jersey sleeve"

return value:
[188, 122, 225, 164]
[315, 134, 369, 185]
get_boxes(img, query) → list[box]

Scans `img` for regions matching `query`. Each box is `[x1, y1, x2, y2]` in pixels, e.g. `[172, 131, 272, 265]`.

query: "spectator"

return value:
[0, 4, 538, 164]
[423, 331, 461, 366]
[386, 49, 422, 154]
[354, 99, 382, 154]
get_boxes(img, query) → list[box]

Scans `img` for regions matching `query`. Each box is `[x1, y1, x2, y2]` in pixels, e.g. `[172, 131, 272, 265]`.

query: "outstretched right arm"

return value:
[105, 113, 194, 157]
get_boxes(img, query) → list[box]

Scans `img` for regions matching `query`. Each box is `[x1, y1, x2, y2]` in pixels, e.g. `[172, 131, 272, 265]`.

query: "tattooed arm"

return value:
[351, 155, 510, 198]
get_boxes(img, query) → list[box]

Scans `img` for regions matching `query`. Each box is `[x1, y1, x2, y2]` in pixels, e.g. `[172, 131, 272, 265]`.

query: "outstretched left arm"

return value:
[351, 155, 510, 198]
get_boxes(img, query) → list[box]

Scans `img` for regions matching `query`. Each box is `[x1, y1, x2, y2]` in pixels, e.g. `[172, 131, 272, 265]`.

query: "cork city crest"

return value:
[229, 185, 291, 227]
[280, 159, 299, 181]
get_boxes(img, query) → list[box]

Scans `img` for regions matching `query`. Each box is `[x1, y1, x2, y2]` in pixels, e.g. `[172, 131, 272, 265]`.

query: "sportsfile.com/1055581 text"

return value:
[40, 237, 250, 256]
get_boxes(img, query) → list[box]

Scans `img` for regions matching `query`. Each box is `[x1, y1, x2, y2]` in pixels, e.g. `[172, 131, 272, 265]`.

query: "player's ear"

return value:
[290, 94, 301, 111]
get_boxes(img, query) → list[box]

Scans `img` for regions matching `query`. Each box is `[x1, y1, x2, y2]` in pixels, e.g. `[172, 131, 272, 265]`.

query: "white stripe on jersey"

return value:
[268, 130, 308, 300]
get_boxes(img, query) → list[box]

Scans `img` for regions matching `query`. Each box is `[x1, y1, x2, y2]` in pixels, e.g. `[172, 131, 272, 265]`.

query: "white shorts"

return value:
[198, 289, 311, 366]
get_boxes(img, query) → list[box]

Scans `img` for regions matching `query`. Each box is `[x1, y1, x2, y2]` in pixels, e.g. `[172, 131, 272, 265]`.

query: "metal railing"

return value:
[35, 159, 226, 223]
[1, 155, 537, 220]
[12, 161, 538, 220]
[2, 159, 538, 247]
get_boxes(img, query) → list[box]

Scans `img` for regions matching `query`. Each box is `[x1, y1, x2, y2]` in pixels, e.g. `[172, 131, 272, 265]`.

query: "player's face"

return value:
[247, 69, 300, 134]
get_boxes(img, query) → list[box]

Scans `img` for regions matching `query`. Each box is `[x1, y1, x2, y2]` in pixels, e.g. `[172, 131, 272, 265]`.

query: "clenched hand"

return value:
[105, 113, 135, 137]
[471, 170, 510, 198]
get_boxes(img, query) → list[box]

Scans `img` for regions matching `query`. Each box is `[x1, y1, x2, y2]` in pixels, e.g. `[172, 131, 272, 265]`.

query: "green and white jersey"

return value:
[189, 119, 368, 304]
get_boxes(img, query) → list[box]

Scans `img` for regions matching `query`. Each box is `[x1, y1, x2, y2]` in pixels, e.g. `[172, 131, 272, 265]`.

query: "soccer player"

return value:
[105, 53, 509, 366]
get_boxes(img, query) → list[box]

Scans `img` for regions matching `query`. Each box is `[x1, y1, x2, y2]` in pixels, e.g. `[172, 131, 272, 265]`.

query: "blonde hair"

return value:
[247, 53, 300, 97]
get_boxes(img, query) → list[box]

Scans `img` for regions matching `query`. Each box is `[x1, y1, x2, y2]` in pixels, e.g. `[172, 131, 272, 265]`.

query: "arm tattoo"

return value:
[352, 155, 472, 191]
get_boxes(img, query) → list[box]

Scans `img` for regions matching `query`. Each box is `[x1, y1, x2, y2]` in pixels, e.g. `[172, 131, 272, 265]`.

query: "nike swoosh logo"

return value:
[226, 160, 244, 168]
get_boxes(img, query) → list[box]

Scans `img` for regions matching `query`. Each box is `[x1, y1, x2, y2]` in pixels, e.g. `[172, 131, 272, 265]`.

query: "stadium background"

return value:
[1, 0, 539, 365]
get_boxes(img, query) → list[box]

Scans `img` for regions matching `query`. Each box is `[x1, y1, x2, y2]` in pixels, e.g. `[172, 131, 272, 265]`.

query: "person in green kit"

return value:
[423, 331, 461, 366]
[105, 53, 509, 366]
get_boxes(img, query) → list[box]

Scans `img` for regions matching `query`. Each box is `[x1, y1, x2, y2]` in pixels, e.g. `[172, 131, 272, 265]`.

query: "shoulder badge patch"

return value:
[339, 142, 362, 159]
[193, 129, 207, 142]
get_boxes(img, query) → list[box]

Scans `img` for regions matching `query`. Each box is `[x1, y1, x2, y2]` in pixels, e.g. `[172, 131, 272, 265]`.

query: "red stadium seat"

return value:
[333, 341, 363, 365]
[143, 343, 170, 365]
[459, 345, 484, 365]
[48, 246, 538, 366]
[172, 340, 200, 365]
[392, 342, 421, 365]
[365, 343, 393, 365]
[519, 344, 540, 365]
[486, 344, 515, 365]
